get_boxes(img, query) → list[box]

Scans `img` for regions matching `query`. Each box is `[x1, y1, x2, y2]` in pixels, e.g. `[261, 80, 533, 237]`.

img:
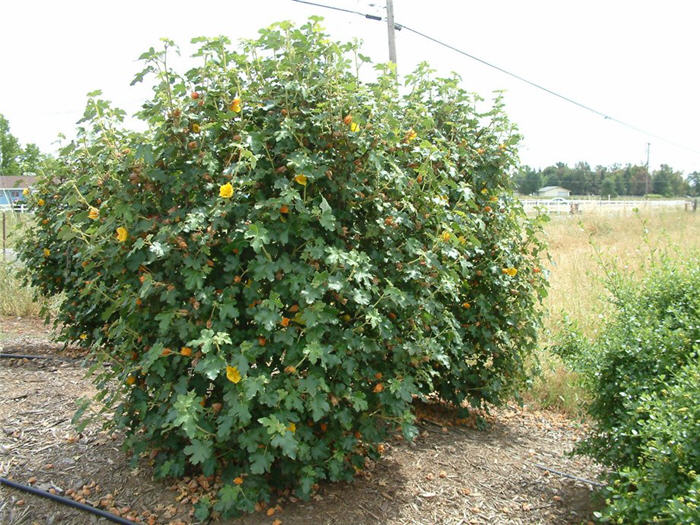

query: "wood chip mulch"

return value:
[1, 319, 602, 524]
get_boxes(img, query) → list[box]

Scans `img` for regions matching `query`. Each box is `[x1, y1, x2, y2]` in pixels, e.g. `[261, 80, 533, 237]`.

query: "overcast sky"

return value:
[2, 0, 699, 173]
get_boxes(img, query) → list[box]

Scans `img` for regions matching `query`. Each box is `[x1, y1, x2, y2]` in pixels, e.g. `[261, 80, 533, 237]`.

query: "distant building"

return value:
[537, 185, 571, 198]
[0, 175, 38, 209]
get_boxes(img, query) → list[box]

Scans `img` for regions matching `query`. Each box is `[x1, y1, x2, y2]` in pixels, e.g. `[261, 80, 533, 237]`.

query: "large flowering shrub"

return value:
[20, 20, 547, 517]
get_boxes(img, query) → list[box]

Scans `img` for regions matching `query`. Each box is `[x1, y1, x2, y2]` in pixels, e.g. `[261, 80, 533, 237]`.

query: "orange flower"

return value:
[258, 337, 266, 346]
[343, 114, 353, 125]
[279, 204, 289, 214]
[462, 302, 471, 309]
[161, 347, 172, 356]
[126, 375, 136, 385]
[287, 422, 296, 433]
[373, 383, 384, 393]
[284, 365, 297, 374]
[88, 207, 99, 220]
[233, 476, 244, 485]
[180, 346, 192, 357]
[281, 317, 291, 327]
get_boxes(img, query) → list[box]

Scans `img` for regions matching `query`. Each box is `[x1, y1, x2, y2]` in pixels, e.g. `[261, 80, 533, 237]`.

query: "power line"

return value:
[290, 0, 382, 21]
[289, 0, 700, 158]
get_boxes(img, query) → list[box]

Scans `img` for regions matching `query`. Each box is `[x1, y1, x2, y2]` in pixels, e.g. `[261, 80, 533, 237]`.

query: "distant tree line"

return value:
[514, 161, 699, 197]
[0, 113, 51, 176]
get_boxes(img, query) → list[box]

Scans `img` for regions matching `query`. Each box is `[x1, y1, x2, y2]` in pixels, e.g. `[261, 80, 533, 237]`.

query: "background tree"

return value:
[514, 166, 542, 195]
[18, 143, 45, 175]
[653, 164, 686, 197]
[0, 114, 22, 175]
[687, 172, 700, 196]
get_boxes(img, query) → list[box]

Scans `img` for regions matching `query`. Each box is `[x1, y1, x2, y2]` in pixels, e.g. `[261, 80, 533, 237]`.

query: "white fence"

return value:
[0, 203, 30, 213]
[521, 199, 690, 215]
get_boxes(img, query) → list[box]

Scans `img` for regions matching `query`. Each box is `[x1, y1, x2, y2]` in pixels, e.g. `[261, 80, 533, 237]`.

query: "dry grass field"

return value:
[527, 209, 700, 416]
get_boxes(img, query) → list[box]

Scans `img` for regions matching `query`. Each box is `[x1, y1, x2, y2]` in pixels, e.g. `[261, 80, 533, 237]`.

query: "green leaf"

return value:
[184, 438, 212, 465]
[318, 196, 336, 231]
[249, 449, 274, 474]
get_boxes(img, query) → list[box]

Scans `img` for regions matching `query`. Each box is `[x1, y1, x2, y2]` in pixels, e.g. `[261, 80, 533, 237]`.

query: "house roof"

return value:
[0, 175, 38, 189]
[538, 185, 570, 192]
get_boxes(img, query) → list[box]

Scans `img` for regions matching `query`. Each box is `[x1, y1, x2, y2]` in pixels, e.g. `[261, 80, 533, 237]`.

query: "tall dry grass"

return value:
[0, 212, 57, 318]
[526, 209, 700, 416]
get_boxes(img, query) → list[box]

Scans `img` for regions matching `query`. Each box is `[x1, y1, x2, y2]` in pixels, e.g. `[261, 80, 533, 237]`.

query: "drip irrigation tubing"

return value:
[0, 476, 135, 524]
[0, 353, 76, 361]
[533, 464, 605, 487]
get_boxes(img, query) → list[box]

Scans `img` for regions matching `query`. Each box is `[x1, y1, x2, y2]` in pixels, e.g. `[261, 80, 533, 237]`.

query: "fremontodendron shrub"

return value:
[19, 20, 547, 517]
[555, 253, 700, 523]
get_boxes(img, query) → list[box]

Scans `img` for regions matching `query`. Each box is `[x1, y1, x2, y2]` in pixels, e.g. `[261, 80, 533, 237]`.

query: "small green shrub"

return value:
[601, 360, 700, 523]
[18, 20, 547, 517]
[555, 254, 699, 523]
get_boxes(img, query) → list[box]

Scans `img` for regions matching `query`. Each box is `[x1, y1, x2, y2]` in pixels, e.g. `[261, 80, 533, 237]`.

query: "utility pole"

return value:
[386, 0, 397, 66]
[645, 142, 651, 194]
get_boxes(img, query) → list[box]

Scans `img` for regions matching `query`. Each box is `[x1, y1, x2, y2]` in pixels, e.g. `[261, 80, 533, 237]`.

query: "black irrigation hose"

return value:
[0, 476, 136, 525]
[0, 353, 75, 361]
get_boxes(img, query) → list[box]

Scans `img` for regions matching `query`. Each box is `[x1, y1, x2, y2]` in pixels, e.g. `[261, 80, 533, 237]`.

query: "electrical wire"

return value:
[291, 0, 382, 21]
[289, 0, 700, 157]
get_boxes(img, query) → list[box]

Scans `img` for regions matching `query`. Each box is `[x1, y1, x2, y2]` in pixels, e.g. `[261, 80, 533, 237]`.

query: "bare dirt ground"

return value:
[1, 316, 602, 525]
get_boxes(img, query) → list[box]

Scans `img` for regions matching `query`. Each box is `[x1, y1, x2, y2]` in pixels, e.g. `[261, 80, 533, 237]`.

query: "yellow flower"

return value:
[294, 174, 307, 186]
[79, 333, 87, 340]
[191, 123, 201, 133]
[502, 267, 518, 277]
[230, 98, 242, 113]
[441, 231, 451, 242]
[22, 188, 30, 197]
[226, 365, 241, 384]
[350, 122, 359, 133]
[489, 196, 498, 202]
[287, 422, 296, 433]
[457, 235, 467, 245]
[481, 188, 488, 195]
[116, 226, 128, 242]
[38, 198, 45, 206]
[219, 182, 234, 199]
[43, 248, 51, 257]
[88, 207, 99, 220]
[405, 128, 417, 142]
